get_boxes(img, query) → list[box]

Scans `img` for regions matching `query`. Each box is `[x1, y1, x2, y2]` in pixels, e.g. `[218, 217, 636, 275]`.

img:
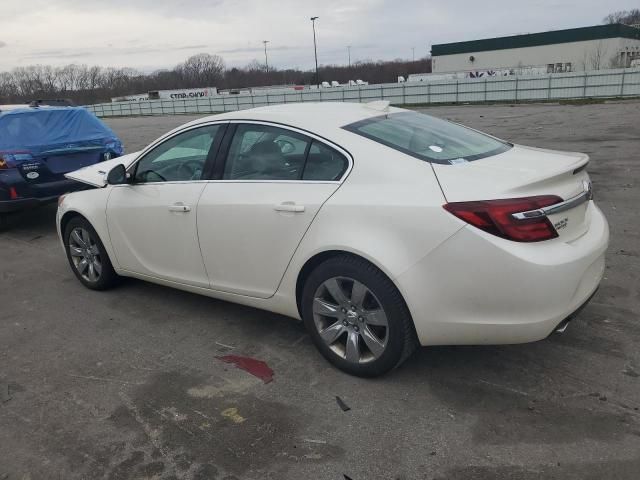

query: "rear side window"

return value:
[223, 124, 310, 180]
[222, 124, 348, 181]
[343, 111, 511, 165]
[303, 141, 348, 181]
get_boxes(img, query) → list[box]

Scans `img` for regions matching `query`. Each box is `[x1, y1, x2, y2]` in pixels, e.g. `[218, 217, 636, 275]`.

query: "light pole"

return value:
[412, 47, 415, 62]
[347, 45, 351, 68]
[263, 40, 269, 73]
[311, 16, 319, 87]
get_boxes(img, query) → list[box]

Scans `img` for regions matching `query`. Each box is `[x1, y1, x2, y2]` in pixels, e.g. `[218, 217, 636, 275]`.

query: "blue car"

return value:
[0, 106, 123, 228]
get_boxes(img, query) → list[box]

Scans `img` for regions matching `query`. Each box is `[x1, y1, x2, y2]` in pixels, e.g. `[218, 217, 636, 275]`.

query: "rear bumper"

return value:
[0, 196, 59, 213]
[550, 286, 599, 335]
[0, 178, 85, 213]
[396, 202, 609, 346]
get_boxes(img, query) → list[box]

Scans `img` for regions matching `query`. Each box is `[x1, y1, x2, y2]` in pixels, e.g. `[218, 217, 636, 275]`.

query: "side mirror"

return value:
[106, 164, 128, 185]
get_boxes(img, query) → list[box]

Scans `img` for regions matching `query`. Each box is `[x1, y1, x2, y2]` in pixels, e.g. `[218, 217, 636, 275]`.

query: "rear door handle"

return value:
[274, 202, 305, 213]
[168, 203, 191, 213]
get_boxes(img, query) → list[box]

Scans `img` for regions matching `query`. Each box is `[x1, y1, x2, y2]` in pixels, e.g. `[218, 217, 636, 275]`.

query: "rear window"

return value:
[343, 111, 511, 165]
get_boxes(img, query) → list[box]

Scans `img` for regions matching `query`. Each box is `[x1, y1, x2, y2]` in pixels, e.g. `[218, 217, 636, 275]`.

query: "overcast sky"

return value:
[0, 0, 637, 72]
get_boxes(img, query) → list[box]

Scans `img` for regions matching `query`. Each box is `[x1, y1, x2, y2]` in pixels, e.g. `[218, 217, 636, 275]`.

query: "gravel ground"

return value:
[1, 101, 639, 480]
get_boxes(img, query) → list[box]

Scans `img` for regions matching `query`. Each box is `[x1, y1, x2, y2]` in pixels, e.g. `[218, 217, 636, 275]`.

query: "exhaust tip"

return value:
[554, 319, 571, 333]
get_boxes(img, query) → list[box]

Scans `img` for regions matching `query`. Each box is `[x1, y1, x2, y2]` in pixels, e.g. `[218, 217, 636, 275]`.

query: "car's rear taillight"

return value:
[0, 150, 34, 169]
[444, 195, 563, 242]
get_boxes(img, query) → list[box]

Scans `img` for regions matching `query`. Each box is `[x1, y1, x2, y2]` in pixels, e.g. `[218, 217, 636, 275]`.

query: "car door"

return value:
[197, 122, 351, 298]
[107, 123, 226, 287]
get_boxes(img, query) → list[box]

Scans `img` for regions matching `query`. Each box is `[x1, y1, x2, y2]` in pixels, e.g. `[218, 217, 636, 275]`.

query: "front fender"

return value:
[57, 186, 119, 269]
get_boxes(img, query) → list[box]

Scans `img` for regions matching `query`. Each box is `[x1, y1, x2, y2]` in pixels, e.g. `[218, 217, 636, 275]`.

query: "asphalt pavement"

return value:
[1, 101, 639, 479]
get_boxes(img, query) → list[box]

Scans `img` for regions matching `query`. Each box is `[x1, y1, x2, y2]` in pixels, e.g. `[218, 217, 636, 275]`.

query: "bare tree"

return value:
[0, 71, 17, 102]
[603, 9, 640, 25]
[0, 52, 433, 105]
[608, 55, 626, 69]
[175, 53, 225, 88]
[580, 50, 588, 71]
[582, 40, 608, 70]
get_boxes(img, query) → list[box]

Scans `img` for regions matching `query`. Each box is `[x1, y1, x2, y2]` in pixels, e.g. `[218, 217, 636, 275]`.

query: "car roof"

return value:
[189, 102, 404, 138]
[0, 106, 87, 117]
[0, 105, 32, 114]
[0, 106, 118, 151]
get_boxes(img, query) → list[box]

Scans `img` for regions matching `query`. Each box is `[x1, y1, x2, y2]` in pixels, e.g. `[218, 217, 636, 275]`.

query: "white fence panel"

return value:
[283, 92, 302, 103]
[622, 70, 640, 96]
[342, 88, 361, 101]
[404, 84, 429, 104]
[457, 79, 485, 103]
[89, 68, 640, 117]
[428, 82, 457, 103]
[320, 90, 343, 101]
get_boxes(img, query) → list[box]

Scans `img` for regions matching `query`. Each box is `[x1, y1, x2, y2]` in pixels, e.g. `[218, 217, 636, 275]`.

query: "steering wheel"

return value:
[177, 159, 204, 180]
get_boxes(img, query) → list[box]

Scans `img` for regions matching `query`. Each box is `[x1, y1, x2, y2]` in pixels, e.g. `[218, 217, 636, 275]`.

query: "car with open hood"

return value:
[0, 106, 123, 228]
[56, 102, 608, 377]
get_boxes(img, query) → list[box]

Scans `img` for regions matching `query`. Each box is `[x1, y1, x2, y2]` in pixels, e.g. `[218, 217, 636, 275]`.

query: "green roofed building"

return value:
[431, 24, 640, 74]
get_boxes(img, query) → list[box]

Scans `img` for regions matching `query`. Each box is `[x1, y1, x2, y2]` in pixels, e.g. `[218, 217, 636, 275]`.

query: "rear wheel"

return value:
[301, 255, 417, 377]
[0, 213, 8, 231]
[64, 217, 119, 290]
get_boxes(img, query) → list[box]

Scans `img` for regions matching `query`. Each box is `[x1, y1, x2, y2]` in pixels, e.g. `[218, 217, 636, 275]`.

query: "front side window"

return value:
[223, 124, 310, 180]
[343, 111, 511, 165]
[134, 125, 221, 183]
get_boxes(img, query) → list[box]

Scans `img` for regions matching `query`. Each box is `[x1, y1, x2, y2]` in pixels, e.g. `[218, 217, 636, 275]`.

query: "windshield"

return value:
[343, 111, 511, 164]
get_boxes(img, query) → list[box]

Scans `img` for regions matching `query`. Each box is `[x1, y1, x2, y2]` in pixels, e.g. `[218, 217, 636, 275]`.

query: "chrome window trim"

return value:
[511, 181, 593, 220]
[111, 179, 341, 188]
[223, 120, 353, 183]
[127, 118, 353, 184]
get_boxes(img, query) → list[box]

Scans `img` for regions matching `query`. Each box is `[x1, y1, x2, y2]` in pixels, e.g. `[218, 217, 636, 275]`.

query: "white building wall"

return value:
[433, 37, 640, 73]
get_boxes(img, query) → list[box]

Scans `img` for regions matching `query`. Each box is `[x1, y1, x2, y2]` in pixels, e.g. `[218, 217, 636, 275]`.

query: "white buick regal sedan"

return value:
[57, 102, 609, 376]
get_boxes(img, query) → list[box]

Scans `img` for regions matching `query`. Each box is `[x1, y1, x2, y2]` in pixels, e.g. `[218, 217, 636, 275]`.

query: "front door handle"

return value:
[274, 202, 305, 213]
[168, 203, 191, 213]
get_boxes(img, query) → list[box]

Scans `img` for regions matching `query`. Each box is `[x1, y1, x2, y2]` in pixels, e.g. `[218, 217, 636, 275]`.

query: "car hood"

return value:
[65, 150, 140, 187]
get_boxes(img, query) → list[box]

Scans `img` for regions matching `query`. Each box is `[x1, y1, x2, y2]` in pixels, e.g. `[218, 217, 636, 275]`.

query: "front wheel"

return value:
[301, 255, 418, 377]
[64, 217, 119, 290]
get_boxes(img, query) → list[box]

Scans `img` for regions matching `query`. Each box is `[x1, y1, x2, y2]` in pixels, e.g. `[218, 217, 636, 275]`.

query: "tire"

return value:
[0, 213, 8, 232]
[301, 254, 418, 377]
[63, 216, 119, 290]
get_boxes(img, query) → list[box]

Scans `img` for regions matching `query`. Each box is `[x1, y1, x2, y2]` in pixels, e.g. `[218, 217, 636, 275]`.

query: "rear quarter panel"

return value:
[275, 135, 464, 317]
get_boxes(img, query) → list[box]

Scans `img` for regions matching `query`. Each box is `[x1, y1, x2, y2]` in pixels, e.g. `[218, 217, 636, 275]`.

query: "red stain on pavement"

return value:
[216, 355, 274, 384]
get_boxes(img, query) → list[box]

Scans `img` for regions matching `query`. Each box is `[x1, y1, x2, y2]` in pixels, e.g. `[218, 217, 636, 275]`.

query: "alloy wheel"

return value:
[68, 227, 103, 283]
[312, 276, 389, 364]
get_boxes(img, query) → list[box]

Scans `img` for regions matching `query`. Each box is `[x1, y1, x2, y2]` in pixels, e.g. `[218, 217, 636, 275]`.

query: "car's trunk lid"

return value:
[433, 144, 592, 242]
[40, 145, 106, 174]
[15, 143, 110, 184]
